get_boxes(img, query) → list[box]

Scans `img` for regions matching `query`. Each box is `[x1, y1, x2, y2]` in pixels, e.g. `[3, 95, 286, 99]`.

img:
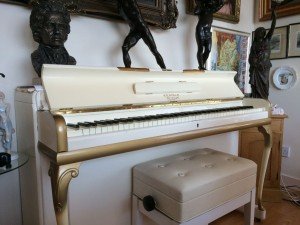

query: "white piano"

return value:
[16, 65, 272, 225]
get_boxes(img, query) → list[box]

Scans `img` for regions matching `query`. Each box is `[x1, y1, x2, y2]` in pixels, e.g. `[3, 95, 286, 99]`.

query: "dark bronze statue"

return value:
[249, 9, 276, 99]
[194, 0, 224, 70]
[249, 0, 294, 99]
[118, 0, 166, 69]
[30, 0, 76, 77]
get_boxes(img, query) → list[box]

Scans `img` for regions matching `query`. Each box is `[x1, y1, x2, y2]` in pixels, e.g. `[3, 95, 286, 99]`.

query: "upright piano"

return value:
[16, 65, 272, 225]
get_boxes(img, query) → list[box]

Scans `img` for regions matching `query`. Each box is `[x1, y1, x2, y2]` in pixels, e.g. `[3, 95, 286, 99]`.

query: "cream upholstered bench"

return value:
[132, 148, 257, 225]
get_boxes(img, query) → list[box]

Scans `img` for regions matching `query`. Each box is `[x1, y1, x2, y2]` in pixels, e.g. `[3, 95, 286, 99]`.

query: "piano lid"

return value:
[41, 65, 244, 111]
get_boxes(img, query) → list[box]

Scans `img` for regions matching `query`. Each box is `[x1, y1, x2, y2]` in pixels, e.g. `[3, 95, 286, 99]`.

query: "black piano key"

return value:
[77, 122, 97, 128]
[67, 123, 80, 129]
[95, 120, 110, 125]
[118, 118, 132, 123]
[85, 122, 97, 127]
[111, 120, 121, 124]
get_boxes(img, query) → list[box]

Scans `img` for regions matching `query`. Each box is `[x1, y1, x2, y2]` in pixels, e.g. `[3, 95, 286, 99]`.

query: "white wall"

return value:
[0, 1, 255, 224]
[254, 0, 300, 180]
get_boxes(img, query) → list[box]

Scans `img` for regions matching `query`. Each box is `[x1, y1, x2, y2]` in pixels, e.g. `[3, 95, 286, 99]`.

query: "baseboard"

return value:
[281, 174, 300, 187]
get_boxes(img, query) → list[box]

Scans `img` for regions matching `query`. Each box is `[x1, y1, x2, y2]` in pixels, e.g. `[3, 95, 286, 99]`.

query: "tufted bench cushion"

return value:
[133, 148, 257, 223]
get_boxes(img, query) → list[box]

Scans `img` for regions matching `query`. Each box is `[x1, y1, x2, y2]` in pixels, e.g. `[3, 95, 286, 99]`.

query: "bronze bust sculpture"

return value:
[249, 8, 276, 99]
[30, 0, 76, 77]
[194, 0, 224, 70]
[118, 0, 166, 69]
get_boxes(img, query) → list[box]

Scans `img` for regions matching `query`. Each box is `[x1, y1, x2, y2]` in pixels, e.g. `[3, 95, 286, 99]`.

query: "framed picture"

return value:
[268, 26, 288, 60]
[288, 23, 300, 57]
[207, 27, 251, 93]
[0, 0, 178, 29]
[259, 0, 300, 21]
[186, 0, 241, 23]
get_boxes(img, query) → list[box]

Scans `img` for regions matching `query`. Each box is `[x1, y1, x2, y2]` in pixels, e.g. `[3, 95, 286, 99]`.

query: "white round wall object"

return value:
[273, 66, 297, 90]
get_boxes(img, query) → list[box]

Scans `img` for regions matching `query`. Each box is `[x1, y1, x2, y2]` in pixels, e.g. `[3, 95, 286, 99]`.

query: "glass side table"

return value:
[0, 153, 28, 175]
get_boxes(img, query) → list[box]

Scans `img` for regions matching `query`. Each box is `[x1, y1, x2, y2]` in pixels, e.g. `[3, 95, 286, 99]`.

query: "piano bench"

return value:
[132, 148, 257, 225]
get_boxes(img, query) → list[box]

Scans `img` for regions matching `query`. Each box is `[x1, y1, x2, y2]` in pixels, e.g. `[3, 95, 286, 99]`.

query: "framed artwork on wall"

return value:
[0, 0, 178, 29]
[288, 23, 300, 57]
[268, 26, 288, 60]
[259, 0, 300, 21]
[186, 0, 241, 23]
[207, 27, 251, 93]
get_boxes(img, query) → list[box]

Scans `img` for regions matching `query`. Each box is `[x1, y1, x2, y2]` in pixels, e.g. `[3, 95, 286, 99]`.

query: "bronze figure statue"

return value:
[118, 0, 166, 69]
[30, 0, 76, 77]
[249, 8, 277, 99]
[249, 0, 293, 99]
[194, 0, 224, 70]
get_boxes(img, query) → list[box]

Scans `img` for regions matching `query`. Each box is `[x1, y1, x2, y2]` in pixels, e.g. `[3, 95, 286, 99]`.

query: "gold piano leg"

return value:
[256, 125, 273, 219]
[49, 162, 81, 225]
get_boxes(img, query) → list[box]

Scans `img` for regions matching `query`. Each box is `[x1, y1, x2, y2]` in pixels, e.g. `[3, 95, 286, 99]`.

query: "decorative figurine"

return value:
[30, 0, 76, 77]
[117, 0, 166, 69]
[194, 0, 224, 70]
[0, 91, 14, 153]
[249, 8, 276, 99]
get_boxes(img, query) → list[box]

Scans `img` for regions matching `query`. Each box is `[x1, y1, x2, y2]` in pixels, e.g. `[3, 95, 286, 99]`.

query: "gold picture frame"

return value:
[186, 0, 241, 23]
[0, 0, 178, 29]
[259, 0, 300, 21]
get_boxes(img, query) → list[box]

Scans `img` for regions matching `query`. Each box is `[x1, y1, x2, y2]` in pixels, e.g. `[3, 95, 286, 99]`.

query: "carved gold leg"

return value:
[49, 162, 81, 225]
[256, 125, 272, 219]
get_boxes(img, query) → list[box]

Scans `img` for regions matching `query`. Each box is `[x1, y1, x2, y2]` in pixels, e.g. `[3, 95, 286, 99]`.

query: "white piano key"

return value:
[96, 127, 102, 134]
[148, 120, 153, 127]
[124, 124, 130, 130]
[137, 121, 144, 128]
[107, 126, 113, 132]
[82, 129, 90, 136]
[157, 119, 162, 126]
[67, 129, 83, 137]
[132, 122, 139, 129]
[90, 127, 96, 135]
[112, 124, 119, 132]
[118, 123, 125, 131]
[102, 126, 108, 133]
[128, 123, 134, 129]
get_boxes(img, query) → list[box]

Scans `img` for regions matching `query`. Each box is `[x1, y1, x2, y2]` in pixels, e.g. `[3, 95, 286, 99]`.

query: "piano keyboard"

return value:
[66, 106, 265, 137]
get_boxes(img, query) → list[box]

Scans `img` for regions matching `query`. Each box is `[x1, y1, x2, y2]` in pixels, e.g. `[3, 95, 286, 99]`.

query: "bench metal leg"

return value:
[132, 195, 143, 225]
[244, 189, 256, 225]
